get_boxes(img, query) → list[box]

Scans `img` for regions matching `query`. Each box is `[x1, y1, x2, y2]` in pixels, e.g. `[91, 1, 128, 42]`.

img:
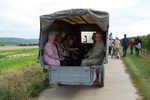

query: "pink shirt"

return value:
[44, 41, 60, 66]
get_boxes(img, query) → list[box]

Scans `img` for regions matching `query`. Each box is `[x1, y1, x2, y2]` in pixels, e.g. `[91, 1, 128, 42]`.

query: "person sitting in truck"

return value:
[84, 32, 96, 58]
[56, 34, 80, 66]
[65, 36, 80, 66]
[81, 33, 105, 66]
[55, 32, 69, 58]
[43, 32, 65, 66]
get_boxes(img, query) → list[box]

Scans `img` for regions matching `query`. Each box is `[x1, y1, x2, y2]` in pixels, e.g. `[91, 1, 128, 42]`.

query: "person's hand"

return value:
[59, 57, 65, 61]
[84, 54, 89, 58]
[70, 48, 79, 51]
[74, 48, 79, 50]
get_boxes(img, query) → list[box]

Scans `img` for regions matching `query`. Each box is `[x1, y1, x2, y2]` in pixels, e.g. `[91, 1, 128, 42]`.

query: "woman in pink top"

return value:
[44, 32, 64, 66]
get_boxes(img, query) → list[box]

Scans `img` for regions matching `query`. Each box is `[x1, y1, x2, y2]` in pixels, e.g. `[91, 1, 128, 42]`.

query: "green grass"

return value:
[0, 48, 38, 73]
[0, 48, 37, 57]
[0, 47, 49, 100]
[0, 56, 37, 73]
[121, 51, 150, 100]
[0, 64, 49, 100]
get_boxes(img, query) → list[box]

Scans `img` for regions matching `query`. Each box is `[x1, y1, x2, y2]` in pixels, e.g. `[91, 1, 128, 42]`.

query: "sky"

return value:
[0, 0, 150, 39]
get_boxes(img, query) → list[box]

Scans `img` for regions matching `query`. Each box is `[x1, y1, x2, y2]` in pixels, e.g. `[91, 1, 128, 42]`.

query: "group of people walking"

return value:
[109, 33, 142, 58]
[122, 34, 142, 57]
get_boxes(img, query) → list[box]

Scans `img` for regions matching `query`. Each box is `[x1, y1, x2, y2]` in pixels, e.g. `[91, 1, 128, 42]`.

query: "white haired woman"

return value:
[44, 32, 64, 66]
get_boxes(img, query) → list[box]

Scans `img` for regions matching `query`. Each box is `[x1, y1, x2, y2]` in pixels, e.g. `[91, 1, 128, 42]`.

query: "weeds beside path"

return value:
[0, 64, 49, 100]
[121, 53, 150, 100]
[0, 47, 49, 100]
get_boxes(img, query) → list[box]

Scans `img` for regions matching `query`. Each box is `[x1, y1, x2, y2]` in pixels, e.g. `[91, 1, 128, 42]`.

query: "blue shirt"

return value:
[122, 38, 129, 47]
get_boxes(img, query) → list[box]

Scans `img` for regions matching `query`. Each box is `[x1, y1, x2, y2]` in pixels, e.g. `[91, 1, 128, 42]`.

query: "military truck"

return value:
[39, 9, 109, 87]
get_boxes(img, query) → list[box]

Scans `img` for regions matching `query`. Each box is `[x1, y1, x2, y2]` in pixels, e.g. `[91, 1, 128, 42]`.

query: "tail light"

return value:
[94, 69, 100, 83]
[43, 68, 48, 73]
[95, 69, 100, 74]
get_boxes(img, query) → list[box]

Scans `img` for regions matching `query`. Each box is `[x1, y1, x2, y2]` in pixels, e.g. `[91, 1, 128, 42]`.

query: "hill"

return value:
[0, 37, 39, 46]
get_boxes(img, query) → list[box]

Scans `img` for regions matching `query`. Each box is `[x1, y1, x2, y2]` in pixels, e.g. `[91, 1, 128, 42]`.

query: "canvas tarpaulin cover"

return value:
[40, 9, 109, 32]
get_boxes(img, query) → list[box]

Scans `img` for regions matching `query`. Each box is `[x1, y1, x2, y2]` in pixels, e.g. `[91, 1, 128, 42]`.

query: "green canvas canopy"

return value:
[40, 9, 109, 32]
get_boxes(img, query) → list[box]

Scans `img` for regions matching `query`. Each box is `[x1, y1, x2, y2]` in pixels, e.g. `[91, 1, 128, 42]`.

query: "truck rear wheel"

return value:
[57, 84, 67, 86]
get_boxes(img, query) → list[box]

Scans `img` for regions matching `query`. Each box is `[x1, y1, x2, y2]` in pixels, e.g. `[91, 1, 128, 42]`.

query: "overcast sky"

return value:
[0, 0, 150, 39]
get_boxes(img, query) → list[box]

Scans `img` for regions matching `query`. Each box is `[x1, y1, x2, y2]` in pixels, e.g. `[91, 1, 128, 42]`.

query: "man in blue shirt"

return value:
[122, 34, 129, 57]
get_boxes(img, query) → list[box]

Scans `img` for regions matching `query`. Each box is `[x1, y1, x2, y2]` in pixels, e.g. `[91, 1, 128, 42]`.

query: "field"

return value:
[121, 50, 150, 100]
[0, 47, 38, 73]
[0, 47, 48, 100]
[0, 46, 38, 50]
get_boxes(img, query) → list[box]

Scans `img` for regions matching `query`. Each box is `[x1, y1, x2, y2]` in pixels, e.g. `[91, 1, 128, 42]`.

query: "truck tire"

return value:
[57, 84, 64, 86]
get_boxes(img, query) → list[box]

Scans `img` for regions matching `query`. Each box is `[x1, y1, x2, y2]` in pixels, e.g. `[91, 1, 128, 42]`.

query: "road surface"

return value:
[37, 57, 141, 100]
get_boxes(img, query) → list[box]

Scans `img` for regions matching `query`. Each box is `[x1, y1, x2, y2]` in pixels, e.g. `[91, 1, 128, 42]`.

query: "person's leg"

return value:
[123, 47, 126, 57]
[116, 48, 119, 59]
[135, 47, 138, 56]
[81, 59, 89, 66]
[111, 48, 113, 58]
[114, 48, 117, 58]
[81, 58, 100, 66]
[74, 58, 81, 66]
[130, 47, 132, 54]
[113, 48, 116, 56]
[60, 60, 68, 66]
[112, 48, 115, 58]
[137, 48, 139, 56]
[135, 47, 137, 55]
[131, 47, 133, 54]
[109, 46, 112, 55]
[67, 57, 74, 66]
[123, 47, 127, 57]
[61, 57, 71, 66]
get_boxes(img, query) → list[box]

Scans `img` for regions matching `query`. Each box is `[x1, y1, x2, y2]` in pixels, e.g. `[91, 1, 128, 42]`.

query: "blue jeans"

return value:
[135, 47, 139, 56]
[130, 47, 133, 54]
[123, 47, 128, 57]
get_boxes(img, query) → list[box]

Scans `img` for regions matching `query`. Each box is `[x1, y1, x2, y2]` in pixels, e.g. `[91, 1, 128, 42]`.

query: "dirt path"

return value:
[37, 57, 141, 100]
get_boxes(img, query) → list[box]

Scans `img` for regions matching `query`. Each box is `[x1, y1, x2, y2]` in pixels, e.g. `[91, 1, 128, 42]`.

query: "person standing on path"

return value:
[114, 37, 121, 59]
[134, 37, 141, 56]
[122, 34, 129, 57]
[137, 37, 142, 53]
[129, 39, 134, 54]
[108, 33, 113, 55]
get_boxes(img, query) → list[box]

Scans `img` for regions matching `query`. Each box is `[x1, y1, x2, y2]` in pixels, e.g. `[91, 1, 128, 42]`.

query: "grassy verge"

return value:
[0, 48, 49, 100]
[121, 51, 150, 100]
[0, 64, 49, 100]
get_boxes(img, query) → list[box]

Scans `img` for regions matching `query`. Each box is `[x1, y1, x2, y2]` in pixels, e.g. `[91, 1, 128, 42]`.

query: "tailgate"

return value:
[49, 66, 93, 84]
